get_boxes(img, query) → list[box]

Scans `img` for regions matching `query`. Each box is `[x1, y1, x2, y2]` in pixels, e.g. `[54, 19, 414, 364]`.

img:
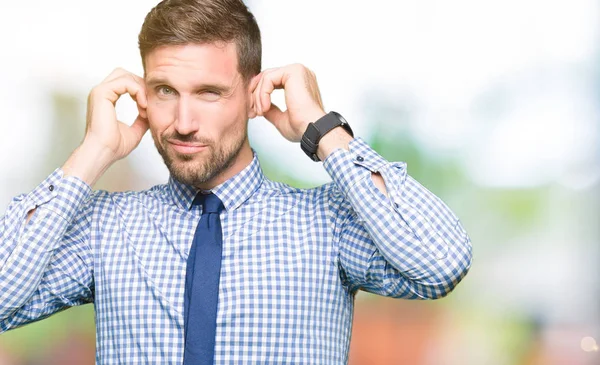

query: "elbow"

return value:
[429, 228, 473, 299]
[413, 245, 473, 300]
[429, 263, 472, 299]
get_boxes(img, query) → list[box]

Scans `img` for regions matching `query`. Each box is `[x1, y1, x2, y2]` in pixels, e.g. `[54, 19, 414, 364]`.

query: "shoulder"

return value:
[258, 178, 349, 211]
[87, 183, 172, 211]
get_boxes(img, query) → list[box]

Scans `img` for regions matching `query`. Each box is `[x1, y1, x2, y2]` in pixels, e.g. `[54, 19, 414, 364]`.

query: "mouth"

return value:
[168, 140, 209, 155]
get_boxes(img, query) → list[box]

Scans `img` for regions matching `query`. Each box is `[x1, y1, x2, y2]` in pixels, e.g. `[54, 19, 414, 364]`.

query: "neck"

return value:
[196, 139, 253, 191]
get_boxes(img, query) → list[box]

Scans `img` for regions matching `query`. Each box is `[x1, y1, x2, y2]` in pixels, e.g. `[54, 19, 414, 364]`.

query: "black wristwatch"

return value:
[300, 111, 354, 161]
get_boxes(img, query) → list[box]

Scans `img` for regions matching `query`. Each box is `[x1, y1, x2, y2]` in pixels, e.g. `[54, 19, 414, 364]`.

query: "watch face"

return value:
[332, 111, 347, 125]
[330, 111, 353, 137]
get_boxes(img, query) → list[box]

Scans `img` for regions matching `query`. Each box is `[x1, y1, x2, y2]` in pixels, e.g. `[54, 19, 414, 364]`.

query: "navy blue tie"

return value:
[183, 193, 224, 365]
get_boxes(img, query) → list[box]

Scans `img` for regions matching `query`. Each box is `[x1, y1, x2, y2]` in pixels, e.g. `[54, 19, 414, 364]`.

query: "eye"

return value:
[157, 86, 175, 96]
[200, 89, 221, 101]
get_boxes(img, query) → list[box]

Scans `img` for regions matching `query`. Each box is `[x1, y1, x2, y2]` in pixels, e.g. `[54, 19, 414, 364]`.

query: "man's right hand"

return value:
[62, 68, 149, 187]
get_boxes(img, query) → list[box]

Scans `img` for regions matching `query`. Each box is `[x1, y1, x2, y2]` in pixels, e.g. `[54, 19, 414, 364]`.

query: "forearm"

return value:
[0, 170, 91, 325]
[62, 138, 116, 186]
[325, 138, 472, 299]
[0, 67, 143, 328]
[351, 173, 471, 298]
[24, 142, 113, 224]
[318, 127, 389, 197]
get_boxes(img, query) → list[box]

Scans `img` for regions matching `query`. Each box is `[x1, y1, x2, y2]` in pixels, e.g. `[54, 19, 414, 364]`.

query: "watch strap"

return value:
[301, 111, 353, 161]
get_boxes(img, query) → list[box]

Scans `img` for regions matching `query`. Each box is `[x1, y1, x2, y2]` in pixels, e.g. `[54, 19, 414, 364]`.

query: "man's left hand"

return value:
[250, 64, 326, 142]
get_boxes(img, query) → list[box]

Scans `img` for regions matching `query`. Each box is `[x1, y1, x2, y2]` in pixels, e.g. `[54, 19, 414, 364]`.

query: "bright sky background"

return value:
[0, 0, 598, 199]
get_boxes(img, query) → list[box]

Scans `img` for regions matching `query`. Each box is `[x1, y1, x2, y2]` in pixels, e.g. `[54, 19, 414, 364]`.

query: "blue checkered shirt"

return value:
[0, 138, 472, 364]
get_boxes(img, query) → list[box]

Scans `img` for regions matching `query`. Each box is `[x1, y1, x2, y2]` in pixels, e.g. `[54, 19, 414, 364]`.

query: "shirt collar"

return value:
[167, 151, 264, 212]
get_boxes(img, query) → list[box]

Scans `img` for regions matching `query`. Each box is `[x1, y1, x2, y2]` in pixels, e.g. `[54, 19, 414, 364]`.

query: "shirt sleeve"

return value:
[0, 169, 95, 332]
[323, 138, 473, 299]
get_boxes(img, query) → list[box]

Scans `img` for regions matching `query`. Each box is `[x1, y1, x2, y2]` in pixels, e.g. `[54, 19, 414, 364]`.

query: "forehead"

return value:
[144, 42, 240, 85]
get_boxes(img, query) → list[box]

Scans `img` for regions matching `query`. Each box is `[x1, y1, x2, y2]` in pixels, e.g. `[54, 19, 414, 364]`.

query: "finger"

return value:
[137, 102, 148, 119]
[263, 103, 287, 129]
[102, 67, 129, 83]
[102, 75, 147, 107]
[248, 74, 261, 95]
[254, 68, 278, 115]
[258, 68, 286, 114]
[128, 114, 150, 145]
[125, 73, 148, 108]
[101, 70, 147, 108]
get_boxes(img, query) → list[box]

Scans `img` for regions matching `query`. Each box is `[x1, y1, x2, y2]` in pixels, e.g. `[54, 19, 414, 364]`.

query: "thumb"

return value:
[126, 115, 150, 149]
[263, 103, 287, 130]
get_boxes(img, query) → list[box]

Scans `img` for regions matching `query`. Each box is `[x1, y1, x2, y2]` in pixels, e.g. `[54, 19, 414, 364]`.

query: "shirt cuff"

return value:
[25, 168, 92, 223]
[322, 137, 388, 195]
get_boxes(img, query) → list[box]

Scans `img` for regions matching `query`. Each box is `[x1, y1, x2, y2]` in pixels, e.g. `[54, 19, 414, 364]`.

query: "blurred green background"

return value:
[1, 1, 599, 364]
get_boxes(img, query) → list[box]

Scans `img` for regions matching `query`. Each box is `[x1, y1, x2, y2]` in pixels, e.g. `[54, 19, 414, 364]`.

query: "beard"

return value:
[152, 129, 247, 188]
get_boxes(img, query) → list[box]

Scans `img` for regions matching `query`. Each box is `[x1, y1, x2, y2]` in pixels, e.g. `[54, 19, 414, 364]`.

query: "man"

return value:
[0, 0, 472, 364]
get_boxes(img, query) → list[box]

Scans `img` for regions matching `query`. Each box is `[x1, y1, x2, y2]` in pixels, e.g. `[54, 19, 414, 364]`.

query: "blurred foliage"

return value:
[1, 304, 94, 359]
[41, 92, 85, 178]
[475, 188, 548, 229]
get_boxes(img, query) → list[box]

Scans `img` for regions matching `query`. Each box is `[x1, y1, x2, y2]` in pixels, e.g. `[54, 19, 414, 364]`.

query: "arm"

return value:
[0, 68, 149, 330]
[0, 171, 94, 331]
[250, 63, 472, 300]
[323, 137, 472, 299]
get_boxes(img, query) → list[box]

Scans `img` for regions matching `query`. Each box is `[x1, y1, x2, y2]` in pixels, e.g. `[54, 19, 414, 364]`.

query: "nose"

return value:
[174, 96, 199, 135]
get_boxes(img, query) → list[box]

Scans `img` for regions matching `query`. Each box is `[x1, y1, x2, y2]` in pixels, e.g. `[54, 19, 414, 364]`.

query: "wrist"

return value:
[62, 140, 116, 187]
[316, 127, 354, 161]
[300, 111, 354, 161]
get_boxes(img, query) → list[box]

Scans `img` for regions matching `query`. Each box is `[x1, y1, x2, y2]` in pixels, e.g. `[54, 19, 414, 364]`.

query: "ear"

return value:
[247, 108, 257, 120]
[138, 80, 148, 119]
[247, 90, 257, 119]
[137, 103, 148, 119]
[246, 74, 261, 119]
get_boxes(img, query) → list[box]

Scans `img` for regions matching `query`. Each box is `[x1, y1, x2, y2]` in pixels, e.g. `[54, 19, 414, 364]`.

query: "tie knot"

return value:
[193, 193, 224, 214]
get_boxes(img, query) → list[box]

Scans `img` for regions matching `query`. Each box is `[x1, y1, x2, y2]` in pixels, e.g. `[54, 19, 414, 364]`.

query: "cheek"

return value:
[221, 107, 247, 134]
[200, 101, 243, 130]
[146, 101, 174, 133]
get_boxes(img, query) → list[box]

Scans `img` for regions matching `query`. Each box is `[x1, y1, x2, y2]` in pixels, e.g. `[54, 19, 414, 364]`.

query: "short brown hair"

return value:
[138, 0, 262, 82]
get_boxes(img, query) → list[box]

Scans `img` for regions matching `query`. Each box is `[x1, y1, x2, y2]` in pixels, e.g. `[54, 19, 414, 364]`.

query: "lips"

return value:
[168, 140, 208, 154]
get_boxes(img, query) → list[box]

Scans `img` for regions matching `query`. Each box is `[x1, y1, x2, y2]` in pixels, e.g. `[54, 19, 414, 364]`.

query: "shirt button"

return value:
[49, 185, 54, 192]
[356, 155, 364, 162]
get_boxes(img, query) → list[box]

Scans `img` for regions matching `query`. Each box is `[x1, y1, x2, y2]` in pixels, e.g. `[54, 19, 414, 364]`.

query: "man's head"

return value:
[139, 0, 261, 84]
[138, 0, 262, 189]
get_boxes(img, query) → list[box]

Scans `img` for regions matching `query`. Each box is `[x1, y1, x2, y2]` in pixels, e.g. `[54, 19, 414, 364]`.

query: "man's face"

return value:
[144, 42, 252, 188]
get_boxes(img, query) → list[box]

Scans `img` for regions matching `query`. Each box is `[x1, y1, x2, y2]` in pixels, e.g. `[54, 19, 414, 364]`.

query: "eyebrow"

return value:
[145, 77, 233, 94]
